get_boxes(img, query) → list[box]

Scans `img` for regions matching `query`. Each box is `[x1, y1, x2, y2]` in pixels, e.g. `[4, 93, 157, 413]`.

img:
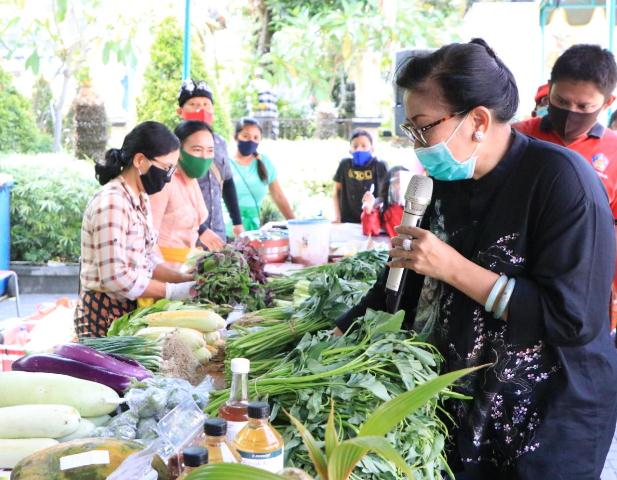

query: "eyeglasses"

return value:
[400, 111, 466, 147]
[148, 157, 176, 180]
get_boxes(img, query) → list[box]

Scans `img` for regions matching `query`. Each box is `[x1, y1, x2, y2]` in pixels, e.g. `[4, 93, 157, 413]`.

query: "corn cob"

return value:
[143, 309, 225, 332]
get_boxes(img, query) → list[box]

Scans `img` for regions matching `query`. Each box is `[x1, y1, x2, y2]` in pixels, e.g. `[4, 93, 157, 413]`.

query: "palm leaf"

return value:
[328, 435, 415, 480]
[285, 409, 328, 479]
[183, 463, 284, 479]
[359, 365, 485, 436]
[325, 398, 340, 460]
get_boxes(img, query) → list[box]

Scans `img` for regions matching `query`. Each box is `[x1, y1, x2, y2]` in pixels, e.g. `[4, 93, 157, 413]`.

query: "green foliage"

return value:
[0, 155, 98, 263]
[74, 86, 109, 163]
[137, 17, 231, 140]
[0, 67, 52, 153]
[260, 195, 284, 225]
[265, 0, 462, 102]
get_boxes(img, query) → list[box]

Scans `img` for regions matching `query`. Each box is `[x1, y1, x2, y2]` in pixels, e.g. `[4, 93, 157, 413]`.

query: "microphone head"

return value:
[404, 175, 433, 216]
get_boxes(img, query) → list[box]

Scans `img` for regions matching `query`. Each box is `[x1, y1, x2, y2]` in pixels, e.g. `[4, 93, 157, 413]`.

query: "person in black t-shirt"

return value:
[332, 129, 388, 223]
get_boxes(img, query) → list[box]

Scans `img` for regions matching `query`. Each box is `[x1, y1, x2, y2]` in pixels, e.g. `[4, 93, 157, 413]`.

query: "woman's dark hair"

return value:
[96, 121, 180, 186]
[551, 44, 617, 98]
[350, 129, 373, 145]
[395, 38, 519, 123]
[234, 117, 268, 184]
[174, 120, 214, 144]
[610, 110, 617, 127]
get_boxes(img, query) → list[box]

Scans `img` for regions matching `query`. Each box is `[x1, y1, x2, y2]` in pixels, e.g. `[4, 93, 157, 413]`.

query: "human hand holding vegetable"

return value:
[165, 281, 196, 301]
[232, 224, 245, 238]
[362, 190, 376, 213]
[199, 228, 225, 251]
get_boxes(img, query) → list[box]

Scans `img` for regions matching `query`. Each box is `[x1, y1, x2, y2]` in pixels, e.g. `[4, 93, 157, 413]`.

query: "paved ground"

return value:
[2, 293, 617, 476]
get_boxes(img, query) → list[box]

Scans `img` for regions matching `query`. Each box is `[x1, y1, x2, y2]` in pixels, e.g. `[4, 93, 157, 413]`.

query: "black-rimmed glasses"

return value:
[400, 111, 466, 147]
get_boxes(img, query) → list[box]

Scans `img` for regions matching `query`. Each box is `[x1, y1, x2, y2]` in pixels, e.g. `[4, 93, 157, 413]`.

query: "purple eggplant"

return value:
[54, 344, 151, 380]
[12, 353, 133, 393]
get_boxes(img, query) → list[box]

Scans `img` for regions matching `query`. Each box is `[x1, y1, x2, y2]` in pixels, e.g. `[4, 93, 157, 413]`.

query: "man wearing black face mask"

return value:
[515, 44, 617, 330]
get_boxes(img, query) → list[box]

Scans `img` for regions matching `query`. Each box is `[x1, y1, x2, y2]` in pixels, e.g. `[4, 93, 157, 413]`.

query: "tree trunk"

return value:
[52, 66, 71, 152]
[256, 0, 274, 55]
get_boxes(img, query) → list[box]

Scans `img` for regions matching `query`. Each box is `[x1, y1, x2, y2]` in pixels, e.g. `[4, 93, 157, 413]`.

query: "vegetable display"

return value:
[189, 242, 273, 312]
[208, 310, 451, 480]
[0, 371, 120, 417]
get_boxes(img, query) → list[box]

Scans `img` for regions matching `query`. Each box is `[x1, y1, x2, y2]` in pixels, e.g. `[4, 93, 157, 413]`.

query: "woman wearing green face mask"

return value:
[150, 120, 224, 266]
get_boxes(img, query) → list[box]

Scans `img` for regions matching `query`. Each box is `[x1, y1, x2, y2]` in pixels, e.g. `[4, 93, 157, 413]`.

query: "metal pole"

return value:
[540, 5, 547, 81]
[182, 0, 191, 80]
[609, 0, 616, 52]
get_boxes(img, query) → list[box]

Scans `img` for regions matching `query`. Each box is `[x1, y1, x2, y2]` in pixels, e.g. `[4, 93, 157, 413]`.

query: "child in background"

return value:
[333, 129, 388, 224]
[360, 166, 410, 238]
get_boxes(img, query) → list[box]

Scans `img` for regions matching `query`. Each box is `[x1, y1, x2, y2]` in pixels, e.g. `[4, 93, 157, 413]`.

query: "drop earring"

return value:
[473, 131, 484, 142]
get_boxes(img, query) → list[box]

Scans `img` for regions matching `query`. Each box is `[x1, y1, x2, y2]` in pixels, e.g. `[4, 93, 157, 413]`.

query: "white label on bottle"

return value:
[59, 450, 110, 471]
[237, 447, 284, 473]
[226, 420, 248, 444]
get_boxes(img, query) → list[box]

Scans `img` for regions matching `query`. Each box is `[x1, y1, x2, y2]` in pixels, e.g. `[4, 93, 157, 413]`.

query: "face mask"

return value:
[351, 150, 372, 167]
[533, 106, 548, 118]
[548, 103, 601, 140]
[182, 109, 214, 126]
[139, 163, 171, 195]
[179, 150, 212, 178]
[415, 114, 479, 181]
[238, 140, 259, 156]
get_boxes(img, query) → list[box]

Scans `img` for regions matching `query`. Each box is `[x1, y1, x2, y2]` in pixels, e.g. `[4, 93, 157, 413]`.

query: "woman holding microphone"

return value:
[335, 39, 617, 479]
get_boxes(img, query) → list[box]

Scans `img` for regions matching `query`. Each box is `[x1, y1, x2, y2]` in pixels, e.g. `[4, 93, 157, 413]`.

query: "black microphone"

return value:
[385, 174, 433, 313]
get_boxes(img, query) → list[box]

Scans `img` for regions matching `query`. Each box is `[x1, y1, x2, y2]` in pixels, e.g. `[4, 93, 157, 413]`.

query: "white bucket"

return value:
[288, 218, 331, 266]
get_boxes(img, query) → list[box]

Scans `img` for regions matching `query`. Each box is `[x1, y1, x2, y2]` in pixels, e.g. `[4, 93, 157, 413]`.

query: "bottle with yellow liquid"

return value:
[177, 446, 208, 478]
[233, 401, 285, 473]
[202, 418, 241, 464]
[219, 357, 250, 443]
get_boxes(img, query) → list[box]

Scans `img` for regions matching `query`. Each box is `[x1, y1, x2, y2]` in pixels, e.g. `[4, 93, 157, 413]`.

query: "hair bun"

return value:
[470, 38, 498, 60]
[95, 148, 126, 185]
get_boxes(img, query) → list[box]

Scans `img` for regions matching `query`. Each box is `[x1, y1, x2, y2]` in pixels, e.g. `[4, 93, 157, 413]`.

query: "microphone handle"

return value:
[385, 211, 423, 313]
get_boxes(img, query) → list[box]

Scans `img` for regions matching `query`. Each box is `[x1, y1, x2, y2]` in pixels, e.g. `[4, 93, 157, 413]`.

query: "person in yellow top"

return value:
[149, 121, 219, 267]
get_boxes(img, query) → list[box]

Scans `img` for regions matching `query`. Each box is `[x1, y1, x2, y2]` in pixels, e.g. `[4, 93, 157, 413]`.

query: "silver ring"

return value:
[402, 238, 412, 251]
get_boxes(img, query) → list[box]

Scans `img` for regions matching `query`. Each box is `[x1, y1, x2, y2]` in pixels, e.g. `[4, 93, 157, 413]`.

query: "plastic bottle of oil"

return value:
[201, 418, 241, 464]
[177, 446, 208, 478]
[219, 357, 250, 443]
[233, 401, 285, 473]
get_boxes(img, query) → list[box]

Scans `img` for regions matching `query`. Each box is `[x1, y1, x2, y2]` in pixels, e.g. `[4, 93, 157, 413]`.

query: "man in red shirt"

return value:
[514, 44, 617, 328]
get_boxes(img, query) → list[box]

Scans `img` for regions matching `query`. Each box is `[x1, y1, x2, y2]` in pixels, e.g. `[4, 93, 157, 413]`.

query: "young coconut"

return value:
[278, 468, 314, 480]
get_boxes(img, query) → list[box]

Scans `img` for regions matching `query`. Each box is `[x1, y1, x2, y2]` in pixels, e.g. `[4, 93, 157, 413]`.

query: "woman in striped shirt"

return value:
[75, 121, 196, 337]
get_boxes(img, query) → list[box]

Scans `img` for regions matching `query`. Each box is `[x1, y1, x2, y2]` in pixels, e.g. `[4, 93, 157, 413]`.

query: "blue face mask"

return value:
[238, 140, 259, 156]
[415, 114, 478, 181]
[351, 150, 372, 167]
[534, 106, 549, 118]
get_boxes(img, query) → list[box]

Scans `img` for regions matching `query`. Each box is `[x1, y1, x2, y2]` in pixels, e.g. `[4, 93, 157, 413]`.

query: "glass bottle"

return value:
[202, 417, 241, 464]
[177, 446, 208, 479]
[219, 357, 250, 443]
[233, 402, 285, 473]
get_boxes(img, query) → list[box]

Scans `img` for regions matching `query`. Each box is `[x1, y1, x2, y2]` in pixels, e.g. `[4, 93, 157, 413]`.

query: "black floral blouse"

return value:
[337, 130, 617, 479]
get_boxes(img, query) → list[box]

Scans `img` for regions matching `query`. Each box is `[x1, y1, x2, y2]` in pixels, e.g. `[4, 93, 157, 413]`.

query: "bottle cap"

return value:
[248, 401, 270, 419]
[204, 417, 227, 436]
[230, 357, 250, 374]
[182, 446, 208, 467]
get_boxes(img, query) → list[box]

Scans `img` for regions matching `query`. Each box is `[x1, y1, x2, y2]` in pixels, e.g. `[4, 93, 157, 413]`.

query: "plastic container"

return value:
[288, 218, 331, 266]
[0, 175, 14, 295]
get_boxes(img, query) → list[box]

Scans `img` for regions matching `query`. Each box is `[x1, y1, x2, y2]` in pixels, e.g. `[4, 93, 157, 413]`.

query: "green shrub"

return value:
[137, 17, 232, 139]
[1, 154, 98, 263]
[0, 66, 52, 153]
